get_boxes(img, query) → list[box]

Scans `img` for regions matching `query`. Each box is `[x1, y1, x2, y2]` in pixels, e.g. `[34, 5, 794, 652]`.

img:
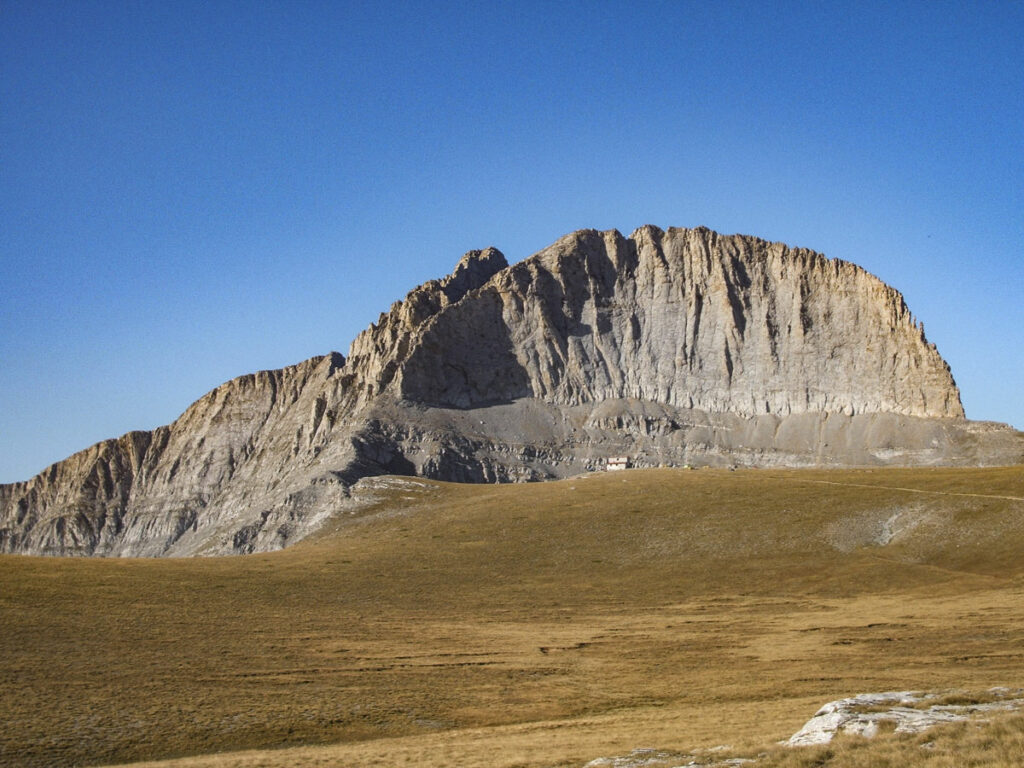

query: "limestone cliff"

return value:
[2, 226, 1019, 557]
[395, 227, 963, 418]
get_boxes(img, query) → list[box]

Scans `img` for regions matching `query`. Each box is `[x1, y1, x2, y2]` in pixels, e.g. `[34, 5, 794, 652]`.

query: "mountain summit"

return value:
[2, 226, 1020, 556]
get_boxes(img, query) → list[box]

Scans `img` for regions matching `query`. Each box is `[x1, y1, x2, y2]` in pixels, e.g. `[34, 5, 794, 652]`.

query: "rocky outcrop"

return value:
[788, 689, 1024, 746]
[2, 226, 1020, 556]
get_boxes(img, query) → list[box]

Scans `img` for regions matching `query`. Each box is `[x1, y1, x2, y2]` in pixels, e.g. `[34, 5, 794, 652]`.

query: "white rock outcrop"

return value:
[787, 689, 1024, 746]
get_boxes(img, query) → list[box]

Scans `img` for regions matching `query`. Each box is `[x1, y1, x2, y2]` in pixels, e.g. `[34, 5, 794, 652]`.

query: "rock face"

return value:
[2, 226, 1021, 556]
[395, 228, 963, 417]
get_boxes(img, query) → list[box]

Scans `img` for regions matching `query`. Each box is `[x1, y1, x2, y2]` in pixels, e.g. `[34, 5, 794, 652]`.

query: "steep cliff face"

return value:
[396, 227, 963, 418]
[1, 226, 1017, 557]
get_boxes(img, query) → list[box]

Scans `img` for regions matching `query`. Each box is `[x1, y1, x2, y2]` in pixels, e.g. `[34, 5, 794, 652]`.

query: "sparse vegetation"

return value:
[1, 466, 1023, 767]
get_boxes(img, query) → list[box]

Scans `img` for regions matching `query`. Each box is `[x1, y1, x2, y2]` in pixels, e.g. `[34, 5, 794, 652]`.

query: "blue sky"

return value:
[1, 1, 1021, 483]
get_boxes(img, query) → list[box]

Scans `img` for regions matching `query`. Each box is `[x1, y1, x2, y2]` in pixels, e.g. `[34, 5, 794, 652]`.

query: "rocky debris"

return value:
[583, 747, 686, 767]
[584, 748, 753, 767]
[2, 226, 1022, 557]
[786, 688, 1024, 746]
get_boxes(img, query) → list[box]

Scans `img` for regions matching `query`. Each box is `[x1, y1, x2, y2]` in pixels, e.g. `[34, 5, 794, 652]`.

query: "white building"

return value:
[606, 456, 630, 471]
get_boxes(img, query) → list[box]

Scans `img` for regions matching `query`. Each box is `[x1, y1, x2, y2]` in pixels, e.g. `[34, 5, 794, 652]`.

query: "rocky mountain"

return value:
[2, 226, 1021, 556]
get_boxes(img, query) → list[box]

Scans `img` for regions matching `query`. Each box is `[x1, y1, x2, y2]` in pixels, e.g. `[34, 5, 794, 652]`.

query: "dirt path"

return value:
[794, 478, 1024, 503]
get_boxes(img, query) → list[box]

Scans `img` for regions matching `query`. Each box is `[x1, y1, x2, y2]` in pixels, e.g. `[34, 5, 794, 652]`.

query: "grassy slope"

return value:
[1, 466, 1023, 767]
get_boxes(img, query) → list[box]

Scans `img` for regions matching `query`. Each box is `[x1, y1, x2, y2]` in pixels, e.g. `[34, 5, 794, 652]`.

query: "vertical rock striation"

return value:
[395, 227, 962, 418]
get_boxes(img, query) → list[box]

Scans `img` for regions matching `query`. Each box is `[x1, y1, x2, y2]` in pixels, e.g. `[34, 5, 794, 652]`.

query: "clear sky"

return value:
[1, 1, 1021, 483]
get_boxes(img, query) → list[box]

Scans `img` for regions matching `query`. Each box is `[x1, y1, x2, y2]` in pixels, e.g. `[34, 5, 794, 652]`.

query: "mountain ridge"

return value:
[2, 225, 1021, 556]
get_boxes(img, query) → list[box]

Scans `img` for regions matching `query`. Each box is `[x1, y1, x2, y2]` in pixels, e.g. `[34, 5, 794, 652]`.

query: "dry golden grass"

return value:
[1, 466, 1023, 767]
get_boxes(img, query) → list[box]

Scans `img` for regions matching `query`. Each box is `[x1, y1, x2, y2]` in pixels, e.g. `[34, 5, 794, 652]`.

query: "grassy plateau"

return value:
[2, 466, 1024, 767]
